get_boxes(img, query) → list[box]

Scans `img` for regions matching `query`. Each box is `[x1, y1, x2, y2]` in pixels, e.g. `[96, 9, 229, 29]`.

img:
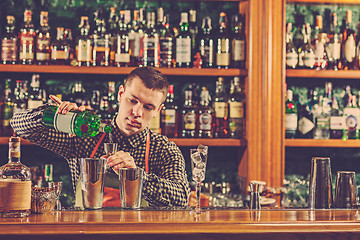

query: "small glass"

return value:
[104, 142, 118, 169]
[190, 144, 208, 214]
[48, 181, 63, 210]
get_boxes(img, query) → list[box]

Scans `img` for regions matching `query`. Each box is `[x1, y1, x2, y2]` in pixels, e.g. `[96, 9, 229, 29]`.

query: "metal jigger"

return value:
[249, 182, 261, 210]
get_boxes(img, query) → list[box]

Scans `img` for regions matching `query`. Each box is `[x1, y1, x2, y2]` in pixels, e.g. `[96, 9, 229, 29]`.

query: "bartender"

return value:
[11, 66, 190, 207]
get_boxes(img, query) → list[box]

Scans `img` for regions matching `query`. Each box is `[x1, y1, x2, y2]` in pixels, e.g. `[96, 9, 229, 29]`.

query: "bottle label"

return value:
[286, 51, 298, 68]
[200, 40, 214, 65]
[326, 42, 341, 60]
[285, 113, 297, 131]
[36, 52, 50, 61]
[345, 36, 356, 62]
[232, 39, 245, 61]
[164, 109, 176, 124]
[344, 107, 360, 129]
[0, 180, 31, 211]
[316, 117, 329, 128]
[216, 52, 230, 66]
[330, 116, 344, 130]
[149, 114, 160, 133]
[303, 51, 316, 68]
[314, 41, 325, 62]
[19, 34, 34, 60]
[176, 38, 191, 63]
[199, 112, 212, 130]
[115, 53, 130, 63]
[36, 39, 50, 60]
[53, 111, 77, 134]
[77, 39, 92, 62]
[129, 31, 142, 57]
[214, 102, 227, 118]
[94, 38, 110, 51]
[184, 112, 196, 130]
[51, 49, 69, 60]
[229, 102, 244, 118]
[298, 116, 314, 134]
[27, 100, 43, 109]
[1, 39, 17, 61]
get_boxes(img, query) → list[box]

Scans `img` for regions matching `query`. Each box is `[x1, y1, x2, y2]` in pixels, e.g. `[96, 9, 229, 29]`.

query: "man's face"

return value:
[116, 77, 164, 137]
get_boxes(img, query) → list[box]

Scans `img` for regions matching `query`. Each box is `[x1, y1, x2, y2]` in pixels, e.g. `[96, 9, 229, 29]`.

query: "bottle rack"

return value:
[0, 64, 247, 147]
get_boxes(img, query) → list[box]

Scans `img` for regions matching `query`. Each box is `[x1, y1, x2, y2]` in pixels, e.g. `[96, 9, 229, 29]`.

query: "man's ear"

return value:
[118, 85, 125, 102]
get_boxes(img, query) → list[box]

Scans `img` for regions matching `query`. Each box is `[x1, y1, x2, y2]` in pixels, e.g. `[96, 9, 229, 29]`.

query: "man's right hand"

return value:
[49, 95, 86, 114]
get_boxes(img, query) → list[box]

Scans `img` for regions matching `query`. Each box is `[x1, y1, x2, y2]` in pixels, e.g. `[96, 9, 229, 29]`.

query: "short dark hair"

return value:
[124, 67, 169, 102]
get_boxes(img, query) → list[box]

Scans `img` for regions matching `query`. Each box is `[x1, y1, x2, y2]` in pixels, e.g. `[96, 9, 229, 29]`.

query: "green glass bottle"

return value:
[43, 105, 112, 137]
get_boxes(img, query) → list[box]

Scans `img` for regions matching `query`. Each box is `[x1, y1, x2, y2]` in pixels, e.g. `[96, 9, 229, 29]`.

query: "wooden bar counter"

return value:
[1, 208, 360, 240]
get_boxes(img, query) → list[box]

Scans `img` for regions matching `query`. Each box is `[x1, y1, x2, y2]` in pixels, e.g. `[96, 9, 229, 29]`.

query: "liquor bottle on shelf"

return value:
[36, 11, 51, 65]
[76, 16, 92, 67]
[51, 27, 70, 65]
[298, 23, 315, 69]
[326, 13, 341, 70]
[41, 164, 53, 188]
[107, 81, 117, 113]
[199, 16, 214, 68]
[231, 14, 246, 69]
[285, 89, 297, 139]
[18, 9, 35, 65]
[92, 9, 110, 66]
[13, 80, 27, 115]
[90, 90, 101, 114]
[189, 9, 199, 58]
[180, 84, 197, 138]
[108, 7, 118, 66]
[313, 95, 330, 140]
[343, 95, 360, 140]
[228, 77, 245, 138]
[297, 103, 314, 139]
[70, 81, 86, 107]
[159, 14, 174, 68]
[114, 10, 130, 67]
[0, 79, 14, 136]
[27, 74, 43, 109]
[1, 15, 17, 64]
[42, 105, 112, 137]
[216, 12, 231, 69]
[0, 136, 32, 218]
[64, 28, 75, 63]
[128, 9, 144, 67]
[176, 12, 192, 68]
[312, 15, 328, 70]
[142, 11, 160, 67]
[329, 96, 344, 139]
[213, 77, 229, 138]
[197, 87, 214, 138]
[98, 96, 113, 120]
[155, 7, 165, 35]
[160, 84, 178, 138]
[342, 10, 356, 70]
[285, 22, 298, 69]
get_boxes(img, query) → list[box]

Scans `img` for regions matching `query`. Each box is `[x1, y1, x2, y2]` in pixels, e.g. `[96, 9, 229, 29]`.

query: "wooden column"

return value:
[239, 0, 285, 189]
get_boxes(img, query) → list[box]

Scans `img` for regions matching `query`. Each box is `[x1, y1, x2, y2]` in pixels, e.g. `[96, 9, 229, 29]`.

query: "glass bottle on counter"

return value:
[1, 15, 17, 64]
[18, 9, 35, 65]
[76, 16, 92, 67]
[0, 79, 14, 136]
[285, 89, 297, 139]
[42, 105, 112, 137]
[0, 136, 32, 218]
[228, 77, 245, 138]
[231, 14, 246, 69]
[216, 12, 231, 69]
[285, 22, 298, 69]
[199, 16, 214, 68]
[92, 9, 110, 67]
[36, 11, 51, 65]
[326, 13, 341, 70]
[197, 87, 214, 138]
[342, 10, 356, 70]
[180, 84, 197, 138]
[160, 84, 178, 138]
[213, 77, 229, 138]
[51, 27, 70, 65]
[114, 11, 130, 67]
[142, 11, 160, 67]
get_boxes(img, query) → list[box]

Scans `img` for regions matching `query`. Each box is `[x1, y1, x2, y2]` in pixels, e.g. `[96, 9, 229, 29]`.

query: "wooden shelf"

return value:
[0, 65, 246, 77]
[285, 139, 360, 148]
[0, 137, 246, 147]
[286, 69, 360, 79]
[287, 0, 360, 4]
